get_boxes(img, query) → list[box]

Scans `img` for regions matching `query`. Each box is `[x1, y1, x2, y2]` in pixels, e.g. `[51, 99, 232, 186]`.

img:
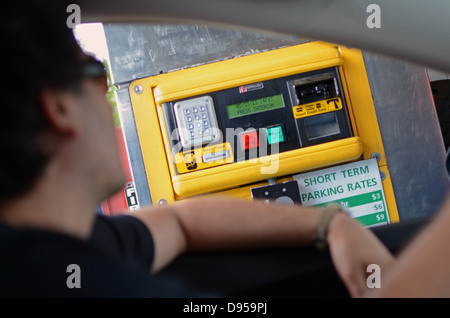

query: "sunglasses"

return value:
[80, 57, 108, 93]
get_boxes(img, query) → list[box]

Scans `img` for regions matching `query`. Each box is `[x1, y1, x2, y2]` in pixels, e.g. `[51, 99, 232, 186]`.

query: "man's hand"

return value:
[327, 213, 395, 297]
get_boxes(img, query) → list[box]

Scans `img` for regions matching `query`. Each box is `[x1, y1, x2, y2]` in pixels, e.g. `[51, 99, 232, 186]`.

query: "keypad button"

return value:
[266, 125, 285, 145]
[240, 130, 259, 150]
[173, 96, 218, 148]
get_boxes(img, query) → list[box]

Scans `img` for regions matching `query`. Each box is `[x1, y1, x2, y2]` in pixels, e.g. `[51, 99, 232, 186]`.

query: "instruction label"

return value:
[292, 97, 343, 119]
[293, 159, 390, 227]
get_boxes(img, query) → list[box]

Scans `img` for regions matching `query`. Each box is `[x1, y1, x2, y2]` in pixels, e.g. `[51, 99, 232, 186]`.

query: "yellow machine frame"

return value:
[128, 41, 399, 223]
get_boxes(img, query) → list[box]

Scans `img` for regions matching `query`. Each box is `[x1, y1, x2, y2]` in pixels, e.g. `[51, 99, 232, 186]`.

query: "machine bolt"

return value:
[157, 199, 167, 206]
[134, 85, 143, 94]
[371, 152, 381, 161]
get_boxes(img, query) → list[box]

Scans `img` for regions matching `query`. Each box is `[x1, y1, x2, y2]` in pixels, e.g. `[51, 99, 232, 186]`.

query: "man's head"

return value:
[0, 1, 126, 206]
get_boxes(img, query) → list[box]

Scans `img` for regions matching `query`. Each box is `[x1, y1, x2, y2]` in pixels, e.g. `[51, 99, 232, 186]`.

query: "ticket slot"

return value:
[288, 70, 353, 147]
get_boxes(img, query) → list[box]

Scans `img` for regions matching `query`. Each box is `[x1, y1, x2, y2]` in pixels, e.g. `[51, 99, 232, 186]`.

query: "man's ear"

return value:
[39, 88, 80, 137]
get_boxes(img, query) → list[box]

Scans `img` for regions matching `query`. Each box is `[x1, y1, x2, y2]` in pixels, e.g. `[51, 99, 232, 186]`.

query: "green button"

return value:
[266, 126, 284, 145]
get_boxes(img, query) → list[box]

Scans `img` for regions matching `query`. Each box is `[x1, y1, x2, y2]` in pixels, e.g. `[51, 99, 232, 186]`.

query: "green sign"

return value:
[226, 94, 285, 119]
[293, 159, 390, 227]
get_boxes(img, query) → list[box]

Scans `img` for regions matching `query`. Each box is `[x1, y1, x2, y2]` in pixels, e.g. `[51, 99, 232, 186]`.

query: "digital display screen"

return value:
[226, 94, 285, 119]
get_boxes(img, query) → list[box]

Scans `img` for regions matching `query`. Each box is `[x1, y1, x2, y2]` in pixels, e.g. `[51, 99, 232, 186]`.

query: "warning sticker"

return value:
[293, 159, 390, 228]
[292, 97, 343, 119]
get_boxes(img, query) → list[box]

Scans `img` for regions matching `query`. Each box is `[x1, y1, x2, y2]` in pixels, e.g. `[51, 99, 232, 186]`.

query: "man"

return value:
[0, 1, 391, 297]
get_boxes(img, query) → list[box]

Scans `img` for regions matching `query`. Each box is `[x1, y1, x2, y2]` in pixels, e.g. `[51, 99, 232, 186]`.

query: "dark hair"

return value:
[0, 1, 84, 202]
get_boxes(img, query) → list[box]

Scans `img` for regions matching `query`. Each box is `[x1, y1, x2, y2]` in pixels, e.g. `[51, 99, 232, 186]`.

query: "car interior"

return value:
[73, 0, 450, 297]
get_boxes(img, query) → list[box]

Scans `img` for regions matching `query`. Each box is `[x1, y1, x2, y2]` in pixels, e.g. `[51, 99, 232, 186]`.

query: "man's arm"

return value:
[132, 196, 327, 273]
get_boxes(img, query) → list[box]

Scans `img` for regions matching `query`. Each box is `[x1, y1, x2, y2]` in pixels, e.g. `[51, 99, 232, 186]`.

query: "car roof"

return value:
[77, 0, 450, 73]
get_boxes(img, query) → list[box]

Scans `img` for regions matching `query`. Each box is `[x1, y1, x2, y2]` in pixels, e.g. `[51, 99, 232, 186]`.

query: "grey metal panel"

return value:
[115, 87, 153, 207]
[103, 23, 308, 84]
[363, 52, 449, 220]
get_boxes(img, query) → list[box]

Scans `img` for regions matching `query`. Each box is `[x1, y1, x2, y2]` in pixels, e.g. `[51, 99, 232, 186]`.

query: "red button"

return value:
[240, 130, 259, 150]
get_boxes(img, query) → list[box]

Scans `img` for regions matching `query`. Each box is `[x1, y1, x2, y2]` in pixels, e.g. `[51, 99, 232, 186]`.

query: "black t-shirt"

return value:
[0, 214, 208, 297]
